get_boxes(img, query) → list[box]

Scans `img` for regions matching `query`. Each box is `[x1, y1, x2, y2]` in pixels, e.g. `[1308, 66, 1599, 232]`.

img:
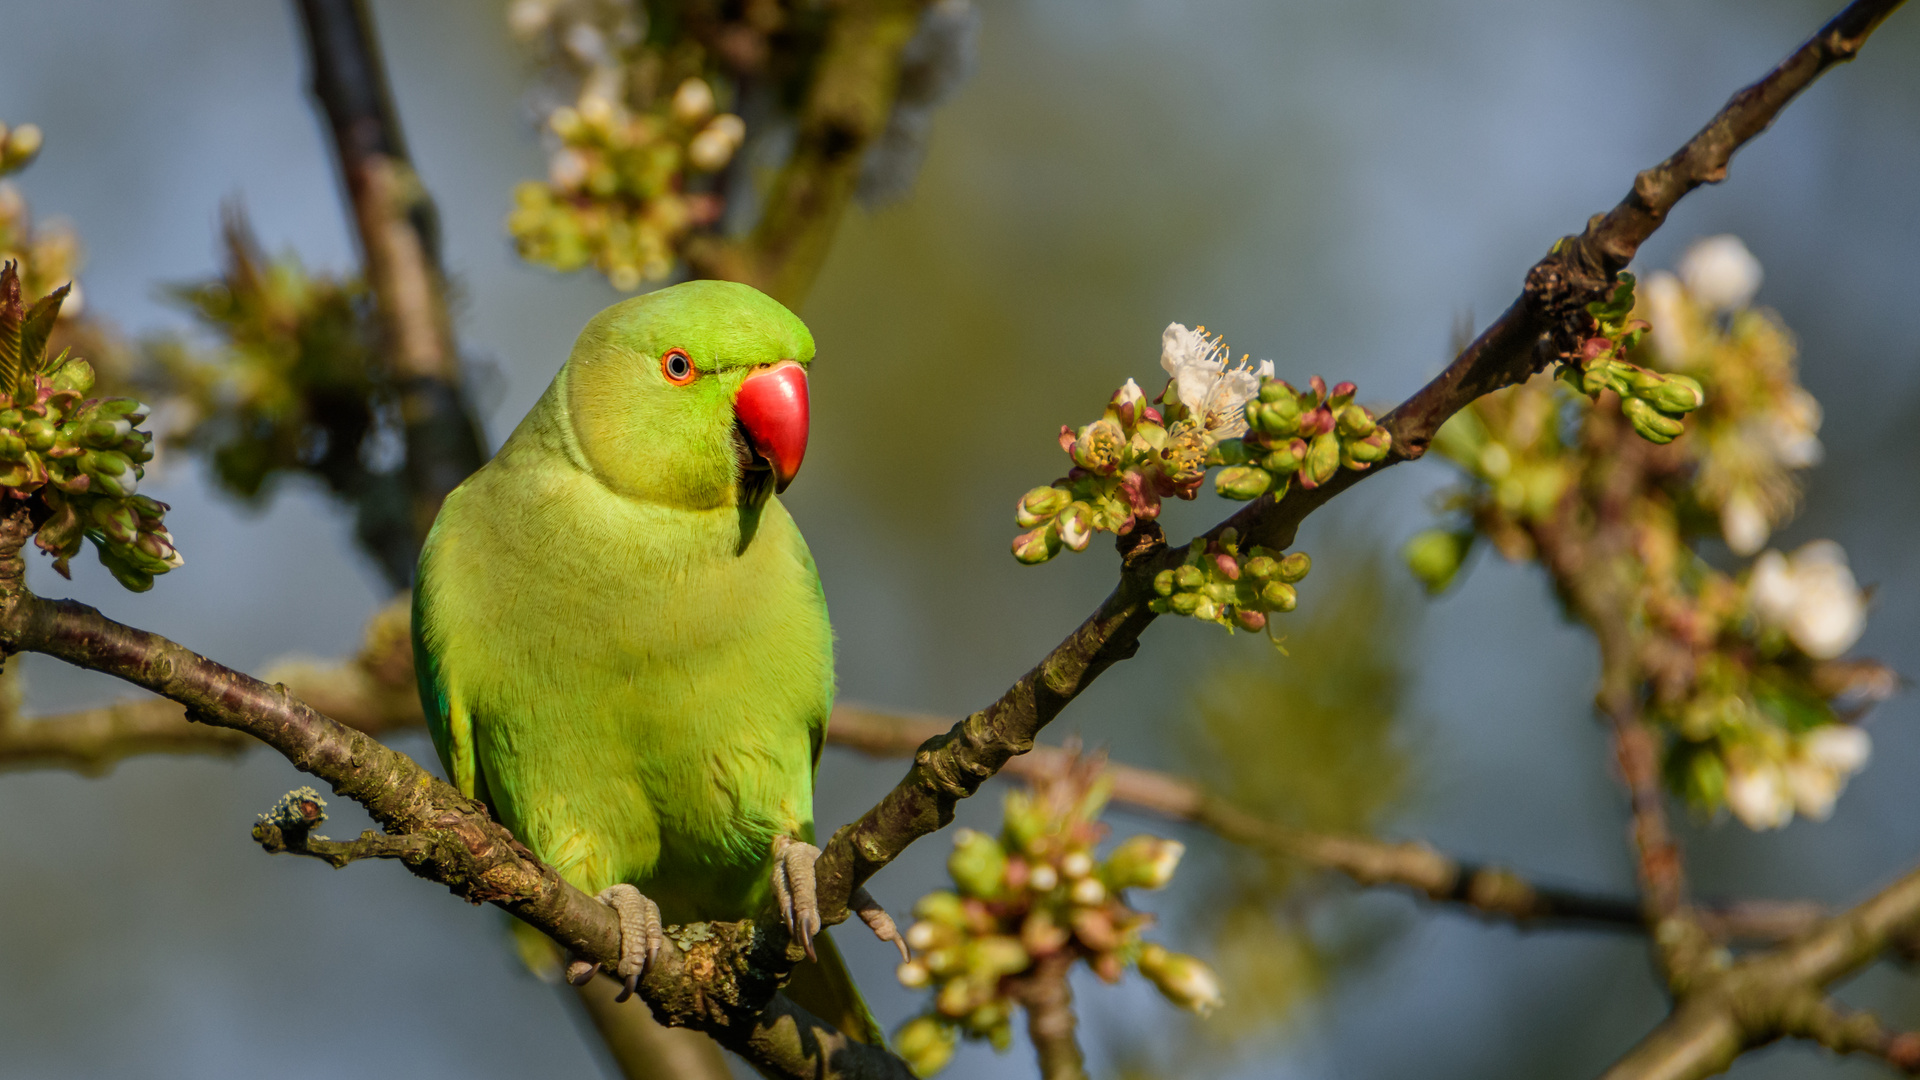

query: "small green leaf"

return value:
[19, 283, 69, 379]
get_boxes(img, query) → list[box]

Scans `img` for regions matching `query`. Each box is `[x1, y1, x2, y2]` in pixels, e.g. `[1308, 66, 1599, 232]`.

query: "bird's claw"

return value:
[770, 836, 911, 962]
[771, 835, 823, 961]
[566, 883, 664, 1002]
[853, 885, 910, 963]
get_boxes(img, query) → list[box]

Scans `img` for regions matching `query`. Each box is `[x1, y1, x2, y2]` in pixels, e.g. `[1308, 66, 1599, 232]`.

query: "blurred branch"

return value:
[1598, 865, 1920, 1080]
[685, 0, 927, 305]
[1012, 955, 1087, 1080]
[294, 0, 488, 578]
[0, 510, 906, 1080]
[804, 0, 1908, 935]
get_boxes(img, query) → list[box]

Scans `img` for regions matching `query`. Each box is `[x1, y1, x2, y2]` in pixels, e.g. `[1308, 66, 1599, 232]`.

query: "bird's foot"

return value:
[770, 836, 911, 962]
[852, 885, 910, 963]
[771, 835, 823, 960]
[565, 883, 664, 1003]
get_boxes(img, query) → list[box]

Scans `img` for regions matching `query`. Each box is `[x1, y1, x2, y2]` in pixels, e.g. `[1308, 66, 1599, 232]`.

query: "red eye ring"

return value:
[661, 347, 696, 385]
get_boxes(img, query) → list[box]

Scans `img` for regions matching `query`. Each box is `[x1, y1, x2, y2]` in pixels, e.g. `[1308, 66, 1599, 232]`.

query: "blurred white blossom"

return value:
[1679, 234, 1764, 312]
[1783, 725, 1872, 821]
[1749, 540, 1867, 659]
[1726, 759, 1793, 830]
[1720, 489, 1769, 556]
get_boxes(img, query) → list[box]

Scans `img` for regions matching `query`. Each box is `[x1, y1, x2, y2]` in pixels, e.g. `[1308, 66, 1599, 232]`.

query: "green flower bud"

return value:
[1302, 432, 1340, 487]
[1242, 555, 1278, 581]
[1257, 379, 1296, 404]
[19, 417, 53, 451]
[1169, 592, 1203, 616]
[895, 1015, 956, 1078]
[81, 419, 132, 449]
[1344, 427, 1392, 464]
[1153, 569, 1176, 596]
[1262, 439, 1306, 474]
[1214, 465, 1272, 501]
[1405, 529, 1471, 594]
[1276, 551, 1311, 583]
[90, 499, 139, 546]
[0, 410, 20, 429]
[1623, 396, 1685, 444]
[969, 936, 1029, 977]
[0, 433, 24, 462]
[1137, 943, 1223, 1016]
[1106, 835, 1185, 891]
[1259, 581, 1298, 612]
[914, 890, 969, 929]
[1173, 564, 1205, 592]
[1256, 392, 1303, 437]
[1017, 485, 1071, 526]
[948, 828, 1008, 899]
[1336, 404, 1376, 438]
[1640, 373, 1705, 415]
[1012, 524, 1061, 565]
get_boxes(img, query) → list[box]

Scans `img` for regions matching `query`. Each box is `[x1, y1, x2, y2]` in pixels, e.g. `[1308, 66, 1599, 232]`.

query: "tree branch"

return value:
[802, 0, 1908, 936]
[295, 0, 488, 580]
[1013, 954, 1087, 1080]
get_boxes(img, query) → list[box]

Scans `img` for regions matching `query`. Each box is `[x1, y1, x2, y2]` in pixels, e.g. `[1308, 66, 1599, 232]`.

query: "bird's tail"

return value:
[784, 928, 886, 1047]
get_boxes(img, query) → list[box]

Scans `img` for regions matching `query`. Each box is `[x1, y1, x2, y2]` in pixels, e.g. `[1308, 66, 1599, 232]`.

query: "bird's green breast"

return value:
[414, 398, 833, 923]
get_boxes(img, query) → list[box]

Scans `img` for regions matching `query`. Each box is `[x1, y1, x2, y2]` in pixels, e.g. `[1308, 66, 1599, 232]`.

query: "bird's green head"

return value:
[562, 279, 815, 510]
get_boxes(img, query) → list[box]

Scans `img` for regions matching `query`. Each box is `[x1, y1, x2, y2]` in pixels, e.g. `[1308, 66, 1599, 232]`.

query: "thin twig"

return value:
[1014, 955, 1088, 1080]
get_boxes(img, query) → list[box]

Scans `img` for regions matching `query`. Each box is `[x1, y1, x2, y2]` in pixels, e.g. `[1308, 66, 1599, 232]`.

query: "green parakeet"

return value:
[411, 279, 892, 1044]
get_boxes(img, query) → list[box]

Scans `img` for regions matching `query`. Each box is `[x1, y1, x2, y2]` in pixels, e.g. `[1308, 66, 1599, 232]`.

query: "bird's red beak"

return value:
[734, 361, 809, 493]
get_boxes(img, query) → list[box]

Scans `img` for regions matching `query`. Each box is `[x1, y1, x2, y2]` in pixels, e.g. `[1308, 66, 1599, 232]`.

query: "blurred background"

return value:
[1, 0, 1917, 1077]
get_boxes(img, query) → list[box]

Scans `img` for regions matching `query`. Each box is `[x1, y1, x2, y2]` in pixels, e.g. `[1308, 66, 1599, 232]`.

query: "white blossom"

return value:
[1679, 235, 1764, 313]
[1726, 760, 1793, 830]
[1160, 323, 1274, 437]
[1749, 541, 1868, 659]
[1767, 387, 1824, 469]
[1783, 726, 1872, 821]
[1720, 488, 1769, 556]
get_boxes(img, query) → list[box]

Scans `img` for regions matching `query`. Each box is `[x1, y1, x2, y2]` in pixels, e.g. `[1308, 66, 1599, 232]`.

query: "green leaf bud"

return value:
[1259, 581, 1298, 612]
[948, 828, 1008, 899]
[895, 1015, 956, 1078]
[1214, 465, 1272, 501]
[1622, 397, 1685, 444]
[1405, 529, 1471, 594]
[1276, 551, 1311, 583]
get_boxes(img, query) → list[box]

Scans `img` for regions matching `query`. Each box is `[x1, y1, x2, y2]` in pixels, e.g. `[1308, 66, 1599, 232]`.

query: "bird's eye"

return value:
[661, 348, 696, 385]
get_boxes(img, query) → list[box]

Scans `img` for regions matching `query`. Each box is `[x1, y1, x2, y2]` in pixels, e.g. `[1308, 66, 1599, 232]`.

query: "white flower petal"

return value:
[1805, 725, 1871, 775]
[1679, 235, 1763, 312]
[1726, 763, 1793, 830]
[1721, 490, 1769, 556]
[1749, 550, 1798, 625]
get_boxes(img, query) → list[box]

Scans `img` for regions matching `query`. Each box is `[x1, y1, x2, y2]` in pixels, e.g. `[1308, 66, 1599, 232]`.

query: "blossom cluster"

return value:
[148, 215, 385, 504]
[0, 263, 179, 591]
[1150, 527, 1310, 633]
[1012, 322, 1365, 636]
[1409, 237, 1888, 830]
[893, 758, 1218, 1076]
[1212, 374, 1391, 500]
[504, 0, 769, 289]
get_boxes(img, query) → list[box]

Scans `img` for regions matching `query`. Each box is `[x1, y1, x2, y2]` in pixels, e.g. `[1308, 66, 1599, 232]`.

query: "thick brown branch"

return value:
[295, 0, 487, 568]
